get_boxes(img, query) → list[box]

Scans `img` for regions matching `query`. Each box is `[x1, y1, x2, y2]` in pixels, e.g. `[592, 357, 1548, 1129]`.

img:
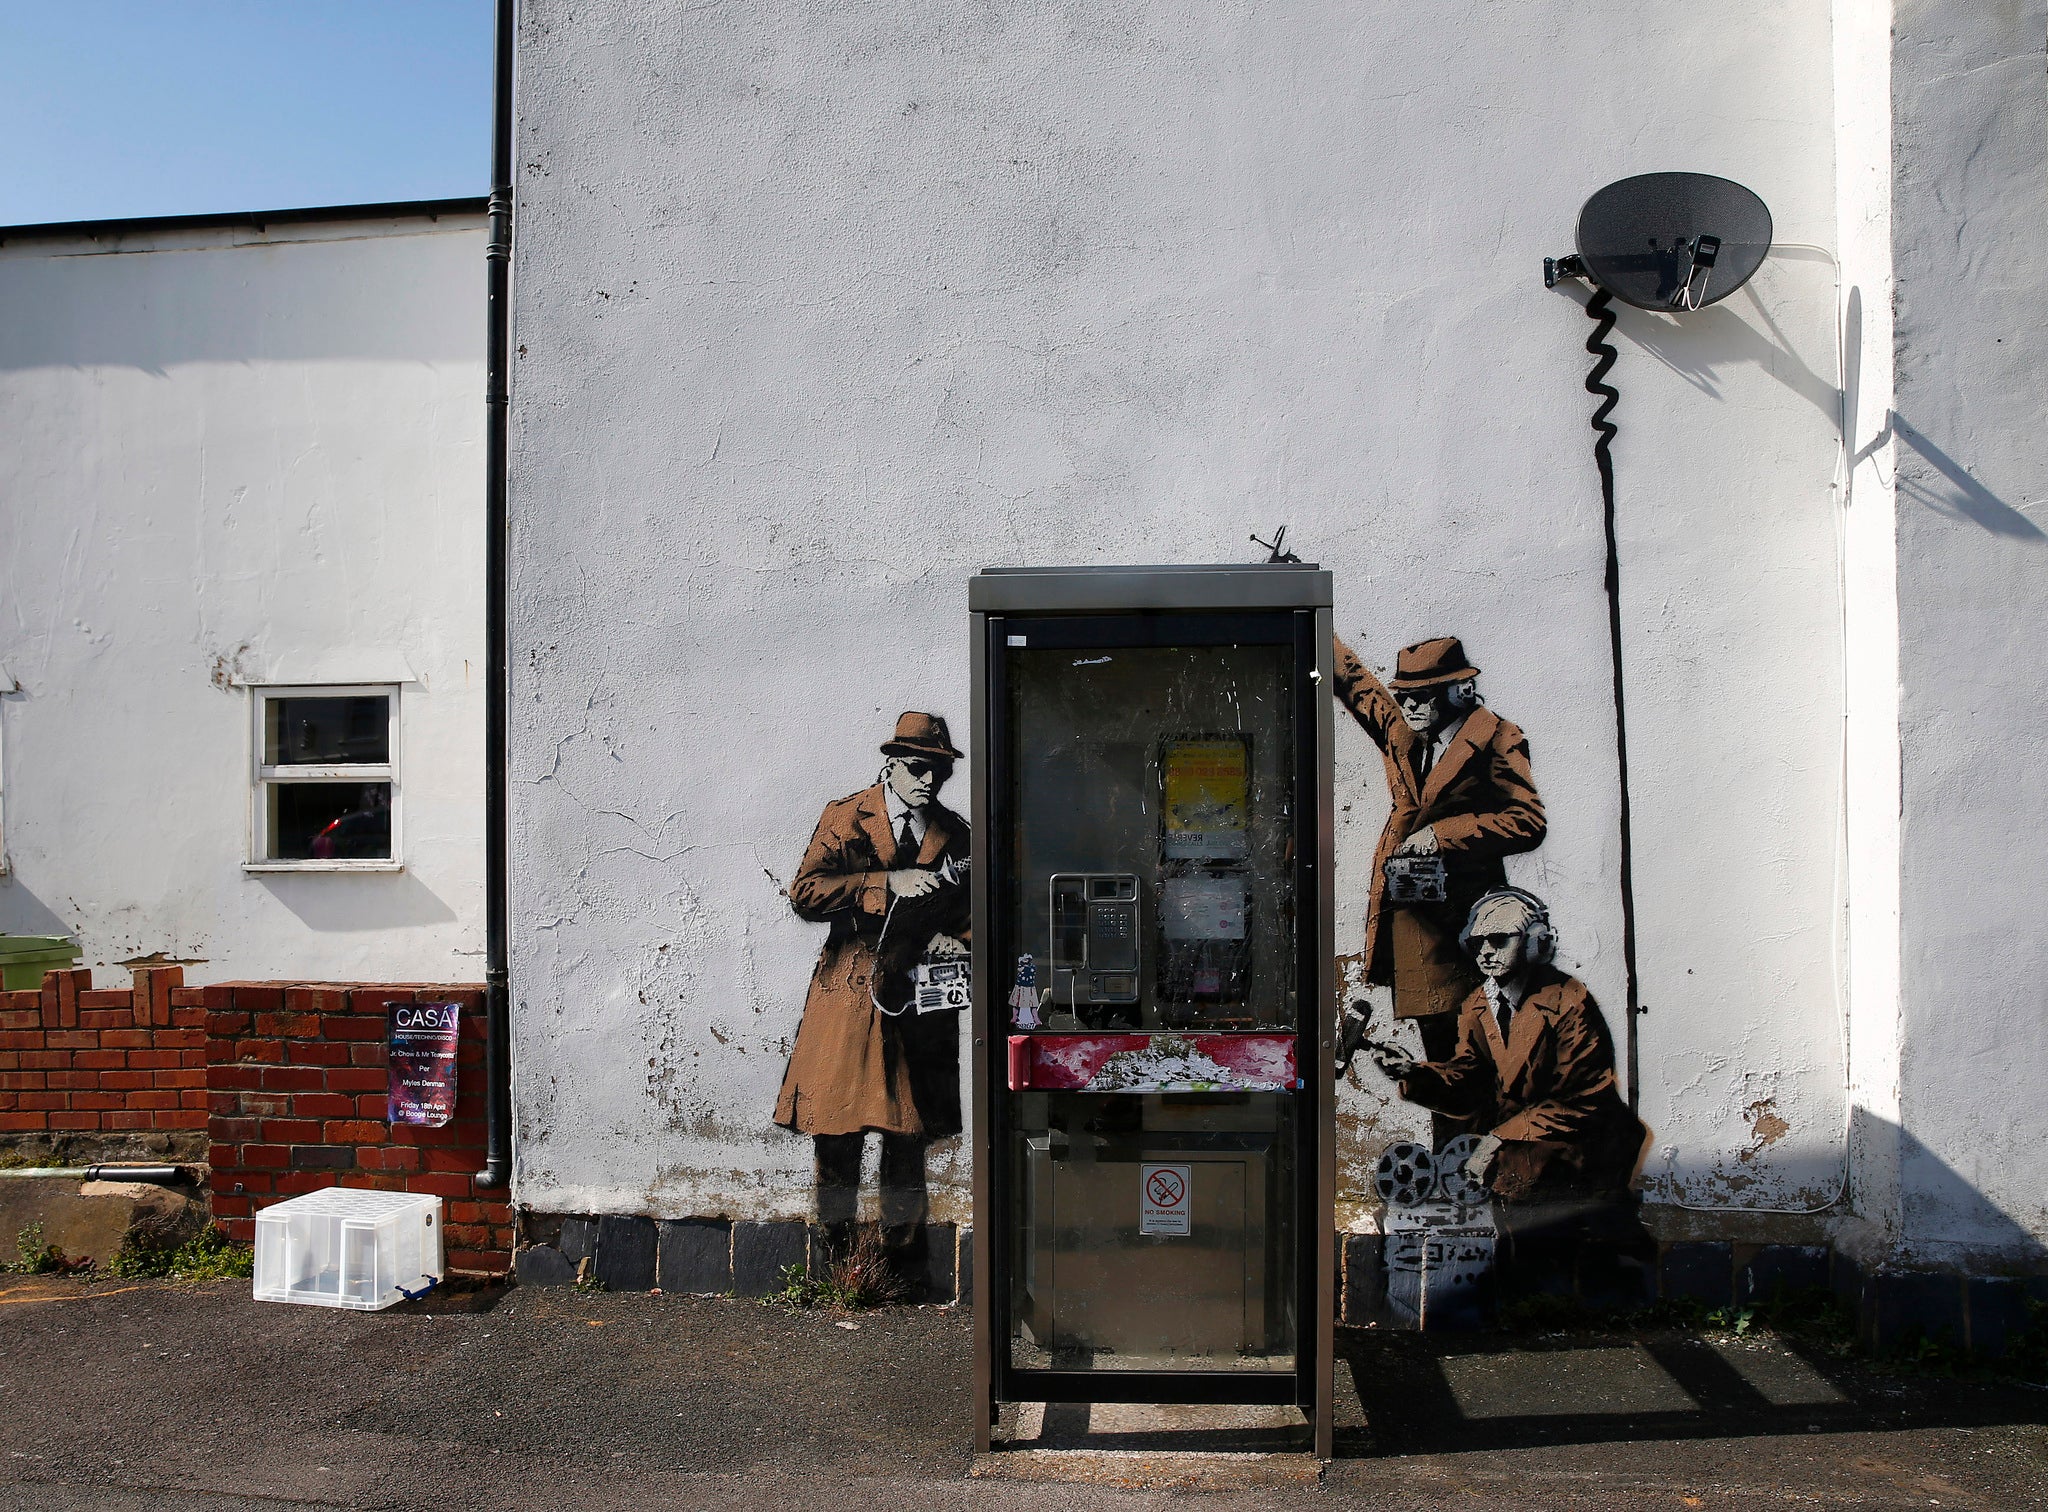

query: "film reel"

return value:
[1437, 1133, 1491, 1206]
[1373, 1141, 1439, 1207]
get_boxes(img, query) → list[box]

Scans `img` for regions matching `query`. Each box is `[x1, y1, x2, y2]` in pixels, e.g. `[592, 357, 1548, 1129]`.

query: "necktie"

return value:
[1496, 998, 1513, 1046]
[898, 814, 917, 862]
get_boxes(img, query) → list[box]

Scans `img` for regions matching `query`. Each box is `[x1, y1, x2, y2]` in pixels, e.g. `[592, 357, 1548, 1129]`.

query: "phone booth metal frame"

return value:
[968, 564, 1335, 1458]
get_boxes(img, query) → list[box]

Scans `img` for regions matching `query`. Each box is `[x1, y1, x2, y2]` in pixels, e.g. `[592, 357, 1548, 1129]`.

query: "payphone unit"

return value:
[969, 564, 1335, 1456]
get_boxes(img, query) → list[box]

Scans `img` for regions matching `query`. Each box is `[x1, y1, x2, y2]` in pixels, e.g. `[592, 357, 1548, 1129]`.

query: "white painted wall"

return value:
[1886, 0, 2048, 1270]
[0, 213, 487, 983]
[509, 1, 1849, 1224]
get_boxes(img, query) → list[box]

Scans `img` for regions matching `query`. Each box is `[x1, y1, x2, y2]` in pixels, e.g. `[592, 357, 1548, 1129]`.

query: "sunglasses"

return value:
[896, 758, 948, 779]
[1471, 931, 1526, 950]
[1393, 687, 1444, 706]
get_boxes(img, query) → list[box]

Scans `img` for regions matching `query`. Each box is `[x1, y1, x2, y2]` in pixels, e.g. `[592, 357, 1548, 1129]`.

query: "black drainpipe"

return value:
[477, 0, 515, 1189]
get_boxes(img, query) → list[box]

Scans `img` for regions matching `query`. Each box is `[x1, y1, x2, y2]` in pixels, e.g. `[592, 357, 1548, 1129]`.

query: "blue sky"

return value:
[1, 1, 493, 225]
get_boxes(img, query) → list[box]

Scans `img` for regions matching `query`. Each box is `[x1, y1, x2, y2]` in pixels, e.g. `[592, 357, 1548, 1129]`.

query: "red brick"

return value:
[253, 1012, 322, 1039]
[98, 1070, 154, 1091]
[352, 988, 413, 1014]
[272, 1171, 342, 1196]
[71, 1049, 124, 1070]
[171, 1005, 206, 1027]
[47, 1070, 99, 1090]
[423, 1147, 482, 1173]
[285, 987, 350, 1015]
[53, 969, 85, 1030]
[258, 1066, 325, 1093]
[349, 1044, 386, 1066]
[0, 1054, 15, 1072]
[355, 1094, 391, 1118]
[0, 1072, 46, 1090]
[258, 1118, 323, 1142]
[45, 1031, 97, 1050]
[358, 1145, 420, 1172]
[291, 1092, 357, 1118]
[444, 1223, 492, 1248]
[78, 1010, 130, 1030]
[169, 988, 203, 1008]
[0, 1113, 47, 1131]
[126, 1050, 181, 1070]
[239, 1144, 291, 1169]
[327, 1067, 387, 1092]
[71, 1092, 129, 1111]
[157, 1109, 208, 1129]
[21, 1051, 68, 1071]
[232, 987, 285, 1012]
[323, 1119, 387, 1144]
[205, 1011, 252, 1037]
[47, 1111, 100, 1130]
[208, 1064, 263, 1092]
[287, 1041, 352, 1067]
[322, 1017, 385, 1042]
[102, 1110, 153, 1130]
[125, 1091, 180, 1111]
[0, 1030, 38, 1049]
[18, 1092, 67, 1110]
[399, 1172, 474, 1198]
[152, 1069, 207, 1090]
[209, 1116, 262, 1142]
[233, 1040, 286, 1066]
[179, 1089, 208, 1109]
[211, 1195, 251, 1219]
[199, 983, 235, 1010]
[181, 1050, 206, 1068]
[101, 1030, 151, 1050]
[446, 1249, 510, 1274]
[157, 1029, 202, 1050]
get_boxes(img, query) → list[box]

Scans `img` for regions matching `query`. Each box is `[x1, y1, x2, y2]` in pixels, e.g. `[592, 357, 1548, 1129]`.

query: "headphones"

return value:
[1460, 886, 1557, 965]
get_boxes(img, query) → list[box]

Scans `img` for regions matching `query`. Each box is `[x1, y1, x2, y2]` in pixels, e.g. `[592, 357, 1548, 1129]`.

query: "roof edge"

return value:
[0, 196, 488, 244]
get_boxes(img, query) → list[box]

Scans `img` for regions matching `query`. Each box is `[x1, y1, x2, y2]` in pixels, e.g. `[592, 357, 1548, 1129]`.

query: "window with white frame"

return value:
[249, 686, 399, 868]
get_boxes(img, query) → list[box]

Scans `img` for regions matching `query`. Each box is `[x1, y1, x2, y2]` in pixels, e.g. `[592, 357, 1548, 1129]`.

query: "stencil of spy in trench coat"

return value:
[774, 712, 971, 1264]
[1332, 635, 1546, 1076]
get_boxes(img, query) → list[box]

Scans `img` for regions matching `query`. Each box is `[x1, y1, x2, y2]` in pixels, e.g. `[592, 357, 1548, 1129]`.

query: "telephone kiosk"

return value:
[968, 565, 1335, 1456]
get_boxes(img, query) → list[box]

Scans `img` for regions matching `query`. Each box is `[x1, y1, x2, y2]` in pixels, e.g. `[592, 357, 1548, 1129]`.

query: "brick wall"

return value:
[203, 983, 510, 1273]
[0, 968, 509, 1275]
[0, 967, 207, 1137]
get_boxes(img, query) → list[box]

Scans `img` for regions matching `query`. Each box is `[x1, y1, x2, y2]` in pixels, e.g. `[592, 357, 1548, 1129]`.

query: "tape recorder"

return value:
[1382, 853, 1449, 904]
[912, 956, 971, 1014]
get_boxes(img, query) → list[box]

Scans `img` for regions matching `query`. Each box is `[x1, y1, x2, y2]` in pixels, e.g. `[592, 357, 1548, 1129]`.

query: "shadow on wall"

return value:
[0, 227, 480, 375]
[0, 878, 75, 938]
[1855, 1105, 2048, 1273]
[1592, 250, 1842, 425]
[1892, 416, 2046, 540]
[255, 870, 457, 933]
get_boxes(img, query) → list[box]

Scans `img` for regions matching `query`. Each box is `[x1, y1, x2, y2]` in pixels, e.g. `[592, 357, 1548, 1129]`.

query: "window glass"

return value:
[265, 781, 393, 861]
[264, 696, 391, 766]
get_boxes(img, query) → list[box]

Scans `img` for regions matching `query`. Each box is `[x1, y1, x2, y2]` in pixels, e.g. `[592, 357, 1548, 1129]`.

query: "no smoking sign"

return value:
[1139, 1163, 1192, 1236]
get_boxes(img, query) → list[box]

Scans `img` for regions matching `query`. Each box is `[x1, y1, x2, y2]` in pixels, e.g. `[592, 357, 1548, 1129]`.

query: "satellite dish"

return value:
[1546, 172, 1772, 311]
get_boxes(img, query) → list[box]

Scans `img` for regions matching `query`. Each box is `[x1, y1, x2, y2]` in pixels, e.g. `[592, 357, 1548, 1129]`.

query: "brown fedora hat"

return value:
[881, 711, 964, 763]
[1388, 637, 1481, 689]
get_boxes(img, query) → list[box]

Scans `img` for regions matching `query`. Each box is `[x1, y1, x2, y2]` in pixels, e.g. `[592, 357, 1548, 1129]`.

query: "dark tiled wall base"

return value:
[1338, 1233, 2048, 1360]
[516, 1216, 973, 1303]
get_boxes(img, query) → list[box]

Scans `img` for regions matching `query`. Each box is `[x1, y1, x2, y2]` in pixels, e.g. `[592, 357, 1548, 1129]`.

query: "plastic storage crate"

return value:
[253, 1187, 443, 1311]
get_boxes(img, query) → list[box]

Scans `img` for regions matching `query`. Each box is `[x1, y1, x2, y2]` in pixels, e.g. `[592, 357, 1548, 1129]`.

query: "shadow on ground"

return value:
[1337, 1322, 2048, 1460]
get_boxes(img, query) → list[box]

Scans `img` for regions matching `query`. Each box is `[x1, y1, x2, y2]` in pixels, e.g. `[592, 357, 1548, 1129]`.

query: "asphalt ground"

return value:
[0, 1275, 2043, 1510]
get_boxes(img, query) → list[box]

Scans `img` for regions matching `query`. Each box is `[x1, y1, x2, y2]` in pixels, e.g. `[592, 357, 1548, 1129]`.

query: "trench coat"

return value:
[1332, 636, 1546, 1019]
[773, 783, 971, 1140]
[1397, 968, 1649, 1203]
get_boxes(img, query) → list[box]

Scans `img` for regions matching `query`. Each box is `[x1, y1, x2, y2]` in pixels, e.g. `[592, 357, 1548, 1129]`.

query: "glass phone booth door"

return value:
[969, 566, 1334, 1457]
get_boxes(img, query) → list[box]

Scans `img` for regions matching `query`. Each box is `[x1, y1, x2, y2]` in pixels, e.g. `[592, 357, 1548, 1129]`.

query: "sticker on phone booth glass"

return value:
[1140, 1163, 1192, 1236]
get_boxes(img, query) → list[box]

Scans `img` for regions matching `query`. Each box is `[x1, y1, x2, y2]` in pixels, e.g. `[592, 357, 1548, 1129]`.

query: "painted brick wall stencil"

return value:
[203, 983, 509, 1272]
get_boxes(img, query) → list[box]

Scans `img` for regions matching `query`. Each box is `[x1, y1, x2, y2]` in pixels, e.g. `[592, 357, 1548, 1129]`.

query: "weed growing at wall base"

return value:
[3, 1223, 67, 1274]
[108, 1223, 253, 1281]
